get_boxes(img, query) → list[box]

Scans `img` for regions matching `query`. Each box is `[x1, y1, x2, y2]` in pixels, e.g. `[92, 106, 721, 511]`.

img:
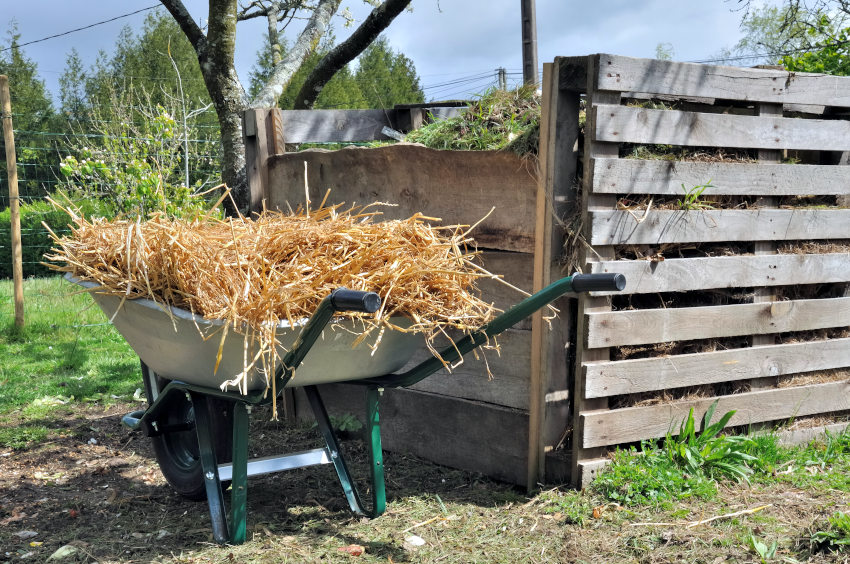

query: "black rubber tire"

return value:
[142, 363, 233, 501]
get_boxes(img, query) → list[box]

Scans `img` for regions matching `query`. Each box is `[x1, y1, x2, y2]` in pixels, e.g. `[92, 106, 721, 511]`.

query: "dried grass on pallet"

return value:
[45, 199, 512, 399]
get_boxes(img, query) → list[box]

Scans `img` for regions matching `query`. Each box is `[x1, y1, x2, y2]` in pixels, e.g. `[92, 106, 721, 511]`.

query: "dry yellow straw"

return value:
[46, 201, 508, 399]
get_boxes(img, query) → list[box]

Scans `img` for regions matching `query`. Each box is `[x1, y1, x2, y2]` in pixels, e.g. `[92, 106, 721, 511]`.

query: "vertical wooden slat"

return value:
[571, 55, 620, 487]
[530, 59, 581, 488]
[0, 75, 23, 328]
[751, 102, 783, 391]
[243, 108, 286, 216]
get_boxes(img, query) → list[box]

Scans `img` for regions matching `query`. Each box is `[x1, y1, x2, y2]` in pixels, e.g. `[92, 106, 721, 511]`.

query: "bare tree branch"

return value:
[159, 0, 205, 50]
[250, 0, 341, 108]
[293, 0, 412, 110]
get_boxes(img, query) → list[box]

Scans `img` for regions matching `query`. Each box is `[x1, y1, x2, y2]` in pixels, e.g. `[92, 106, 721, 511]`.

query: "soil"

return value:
[0, 402, 516, 563]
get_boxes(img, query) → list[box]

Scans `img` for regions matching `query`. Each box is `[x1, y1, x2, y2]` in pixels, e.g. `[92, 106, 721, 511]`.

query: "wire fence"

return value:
[0, 110, 224, 287]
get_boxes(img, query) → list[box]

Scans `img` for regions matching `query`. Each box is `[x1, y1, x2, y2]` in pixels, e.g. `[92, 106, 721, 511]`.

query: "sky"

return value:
[2, 1, 764, 103]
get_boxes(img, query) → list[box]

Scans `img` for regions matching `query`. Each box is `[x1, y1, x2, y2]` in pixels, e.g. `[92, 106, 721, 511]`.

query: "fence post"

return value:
[0, 75, 23, 328]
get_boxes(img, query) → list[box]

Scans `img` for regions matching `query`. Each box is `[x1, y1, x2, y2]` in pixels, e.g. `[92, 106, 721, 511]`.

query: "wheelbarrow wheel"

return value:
[142, 364, 233, 501]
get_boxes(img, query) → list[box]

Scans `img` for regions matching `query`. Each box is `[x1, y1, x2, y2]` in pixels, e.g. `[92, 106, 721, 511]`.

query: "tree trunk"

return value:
[293, 0, 412, 110]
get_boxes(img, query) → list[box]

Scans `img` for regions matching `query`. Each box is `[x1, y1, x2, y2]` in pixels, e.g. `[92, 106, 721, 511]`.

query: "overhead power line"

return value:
[0, 5, 160, 53]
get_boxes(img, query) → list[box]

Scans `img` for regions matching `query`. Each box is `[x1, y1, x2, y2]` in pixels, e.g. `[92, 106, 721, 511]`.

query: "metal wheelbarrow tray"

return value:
[73, 272, 625, 544]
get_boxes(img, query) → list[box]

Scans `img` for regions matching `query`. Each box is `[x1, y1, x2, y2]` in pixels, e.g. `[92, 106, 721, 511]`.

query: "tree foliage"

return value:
[249, 33, 423, 109]
[0, 23, 55, 204]
[733, 1, 850, 74]
[354, 37, 424, 108]
[57, 85, 217, 219]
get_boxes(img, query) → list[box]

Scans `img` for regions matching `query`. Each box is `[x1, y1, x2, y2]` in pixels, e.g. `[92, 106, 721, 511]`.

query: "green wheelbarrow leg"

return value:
[229, 402, 250, 544]
[304, 385, 385, 517]
[191, 392, 229, 544]
[366, 386, 386, 516]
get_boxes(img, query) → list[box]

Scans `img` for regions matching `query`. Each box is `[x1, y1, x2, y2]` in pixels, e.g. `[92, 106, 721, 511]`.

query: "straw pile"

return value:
[46, 198, 505, 396]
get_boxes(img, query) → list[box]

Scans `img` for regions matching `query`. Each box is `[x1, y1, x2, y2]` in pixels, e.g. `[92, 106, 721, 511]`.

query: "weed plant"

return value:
[811, 512, 850, 553]
[593, 402, 757, 507]
[592, 441, 717, 507]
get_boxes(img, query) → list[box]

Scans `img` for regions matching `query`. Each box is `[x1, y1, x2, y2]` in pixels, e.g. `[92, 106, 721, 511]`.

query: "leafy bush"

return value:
[57, 85, 220, 219]
[0, 198, 111, 279]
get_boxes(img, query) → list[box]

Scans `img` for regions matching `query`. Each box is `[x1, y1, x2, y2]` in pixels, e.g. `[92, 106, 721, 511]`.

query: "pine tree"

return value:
[354, 37, 424, 109]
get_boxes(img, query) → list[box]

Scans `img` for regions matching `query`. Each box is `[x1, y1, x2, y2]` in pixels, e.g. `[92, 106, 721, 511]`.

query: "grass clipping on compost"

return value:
[404, 85, 540, 158]
[46, 201, 509, 405]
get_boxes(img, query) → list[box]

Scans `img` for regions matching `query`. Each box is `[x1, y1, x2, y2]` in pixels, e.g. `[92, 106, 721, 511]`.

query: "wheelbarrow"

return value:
[70, 272, 625, 544]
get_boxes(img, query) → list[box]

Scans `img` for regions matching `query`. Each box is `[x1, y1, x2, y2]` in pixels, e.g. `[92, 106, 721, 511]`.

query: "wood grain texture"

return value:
[589, 208, 850, 245]
[589, 158, 850, 196]
[584, 337, 850, 398]
[267, 145, 538, 253]
[593, 105, 850, 151]
[582, 380, 850, 447]
[593, 54, 850, 106]
[586, 297, 850, 348]
[589, 253, 850, 295]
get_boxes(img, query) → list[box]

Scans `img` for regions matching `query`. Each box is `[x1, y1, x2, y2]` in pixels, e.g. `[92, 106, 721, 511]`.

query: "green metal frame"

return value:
[122, 273, 623, 544]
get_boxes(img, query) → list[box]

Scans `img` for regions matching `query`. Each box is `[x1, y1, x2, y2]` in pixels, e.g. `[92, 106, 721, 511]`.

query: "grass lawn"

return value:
[1, 277, 849, 562]
[0, 276, 140, 448]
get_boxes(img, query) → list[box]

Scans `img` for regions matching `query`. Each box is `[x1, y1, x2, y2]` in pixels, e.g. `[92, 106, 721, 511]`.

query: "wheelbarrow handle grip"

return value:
[330, 288, 381, 313]
[570, 273, 627, 293]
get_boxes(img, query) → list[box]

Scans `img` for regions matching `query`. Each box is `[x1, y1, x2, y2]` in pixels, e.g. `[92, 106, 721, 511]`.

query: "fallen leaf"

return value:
[592, 506, 603, 519]
[47, 545, 79, 561]
[337, 544, 365, 556]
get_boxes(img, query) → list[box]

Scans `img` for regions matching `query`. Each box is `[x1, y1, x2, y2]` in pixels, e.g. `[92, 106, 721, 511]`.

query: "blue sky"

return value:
[4, 1, 762, 102]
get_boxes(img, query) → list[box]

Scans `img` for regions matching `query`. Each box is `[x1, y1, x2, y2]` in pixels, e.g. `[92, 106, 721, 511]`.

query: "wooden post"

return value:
[0, 75, 23, 328]
[243, 108, 285, 215]
[528, 58, 582, 489]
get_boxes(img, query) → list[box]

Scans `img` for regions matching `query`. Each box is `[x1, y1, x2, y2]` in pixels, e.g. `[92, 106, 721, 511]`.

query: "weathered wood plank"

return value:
[300, 384, 529, 485]
[267, 145, 538, 253]
[584, 337, 850, 398]
[280, 109, 395, 143]
[586, 297, 850, 348]
[589, 253, 850, 296]
[589, 208, 850, 245]
[775, 422, 850, 446]
[530, 60, 581, 488]
[406, 329, 531, 410]
[593, 105, 850, 151]
[593, 54, 850, 107]
[582, 380, 850, 448]
[476, 251, 535, 330]
[590, 158, 850, 196]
